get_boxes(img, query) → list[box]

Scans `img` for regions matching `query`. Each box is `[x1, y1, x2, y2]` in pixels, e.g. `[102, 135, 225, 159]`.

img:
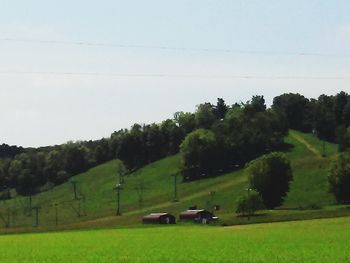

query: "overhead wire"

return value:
[0, 38, 349, 80]
[0, 70, 348, 80]
[0, 37, 349, 58]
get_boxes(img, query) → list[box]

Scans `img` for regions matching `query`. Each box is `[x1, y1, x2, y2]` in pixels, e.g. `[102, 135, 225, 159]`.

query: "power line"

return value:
[0, 37, 349, 58]
[0, 70, 349, 80]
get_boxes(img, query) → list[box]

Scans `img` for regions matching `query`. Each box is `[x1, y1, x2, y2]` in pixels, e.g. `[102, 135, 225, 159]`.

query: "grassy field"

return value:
[283, 130, 336, 208]
[1, 217, 350, 262]
[0, 130, 345, 231]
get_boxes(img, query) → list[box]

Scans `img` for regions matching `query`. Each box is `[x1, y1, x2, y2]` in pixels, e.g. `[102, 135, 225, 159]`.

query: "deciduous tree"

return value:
[247, 152, 292, 209]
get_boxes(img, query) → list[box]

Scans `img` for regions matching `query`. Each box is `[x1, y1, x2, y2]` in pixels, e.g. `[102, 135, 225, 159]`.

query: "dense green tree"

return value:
[8, 159, 23, 187]
[336, 126, 350, 152]
[247, 152, 292, 209]
[180, 129, 218, 181]
[94, 139, 110, 164]
[160, 119, 183, 155]
[314, 95, 337, 140]
[94, 145, 105, 164]
[195, 103, 217, 129]
[302, 98, 317, 132]
[272, 92, 350, 142]
[0, 166, 5, 190]
[0, 144, 24, 159]
[44, 149, 65, 184]
[143, 124, 164, 163]
[174, 111, 196, 135]
[33, 152, 47, 186]
[333, 91, 348, 124]
[343, 101, 350, 127]
[0, 164, 10, 199]
[63, 144, 88, 175]
[115, 124, 147, 169]
[328, 152, 350, 204]
[250, 95, 266, 113]
[222, 106, 287, 167]
[16, 169, 38, 196]
[181, 98, 288, 182]
[214, 98, 228, 119]
[272, 93, 310, 131]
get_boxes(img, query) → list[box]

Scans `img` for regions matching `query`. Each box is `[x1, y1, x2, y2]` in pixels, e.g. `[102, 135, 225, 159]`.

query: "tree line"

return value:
[180, 96, 288, 181]
[0, 98, 228, 197]
[0, 91, 349, 200]
[272, 91, 350, 142]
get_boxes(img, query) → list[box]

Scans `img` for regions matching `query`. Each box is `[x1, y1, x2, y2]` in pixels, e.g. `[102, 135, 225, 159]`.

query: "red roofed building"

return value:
[142, 213, 176, 224]
[179, 210, 215, 224]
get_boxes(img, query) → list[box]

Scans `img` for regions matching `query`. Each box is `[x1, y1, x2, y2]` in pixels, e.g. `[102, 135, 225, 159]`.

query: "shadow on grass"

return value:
[236, 213, 268, 218]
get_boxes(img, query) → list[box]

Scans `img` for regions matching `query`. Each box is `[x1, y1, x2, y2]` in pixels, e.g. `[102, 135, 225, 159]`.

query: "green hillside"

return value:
[0, 130, 347, 232]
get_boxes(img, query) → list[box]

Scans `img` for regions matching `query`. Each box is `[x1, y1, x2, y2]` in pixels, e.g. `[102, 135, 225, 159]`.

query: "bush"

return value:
[236, 191, 264, 216]
[328, 152, 350, 204]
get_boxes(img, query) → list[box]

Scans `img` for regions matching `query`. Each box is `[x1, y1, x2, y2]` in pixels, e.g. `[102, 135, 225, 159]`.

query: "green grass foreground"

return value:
[1, 217, 350, 262]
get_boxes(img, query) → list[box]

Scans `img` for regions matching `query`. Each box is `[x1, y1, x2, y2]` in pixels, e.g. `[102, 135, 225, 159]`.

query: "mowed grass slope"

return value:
[0, 130, 343, 230]
[284, 130, 337, 208]
[1, 217, 350, 262]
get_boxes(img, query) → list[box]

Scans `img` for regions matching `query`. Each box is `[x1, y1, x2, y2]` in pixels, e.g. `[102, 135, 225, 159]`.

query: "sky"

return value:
[0, 0, 349, 147]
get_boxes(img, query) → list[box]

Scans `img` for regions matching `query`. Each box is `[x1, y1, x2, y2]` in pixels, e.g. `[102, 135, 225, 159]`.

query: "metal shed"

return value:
[142, 213, 176, 224]
[179, 209, 215, 224]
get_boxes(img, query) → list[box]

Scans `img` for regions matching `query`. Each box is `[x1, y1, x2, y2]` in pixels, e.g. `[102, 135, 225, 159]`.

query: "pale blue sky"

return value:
[0, 0, 349, 146]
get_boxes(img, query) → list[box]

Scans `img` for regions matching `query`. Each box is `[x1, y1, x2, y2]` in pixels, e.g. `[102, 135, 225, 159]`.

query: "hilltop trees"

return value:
[6, 152, 46, 196]
[328, 152, 350, 204]
[16, 169, 38, 197]
[0, 142, 99, 197]
[0, 144, 24, 159]
[214, 98, 228, 119]
[44, 149, 65, 184]
[180, 129, 218, 181]
[273, 91, 350, 142]
[1, 96, 287, 195]
[311, 92, 350, 141]
[110, 120, 184, 171]
[174, 111, 196, 135]
[1, 92, 350, 200]
[64, 144, 89, 175]
[195, 103, 217, 129]
[247, 152, 292, 209]
[160, 119, 182, 155]
[250, 95, 267, 113]
[272, 93, 310, 131]
[336, 126, 350, 152]
[94, 139, 110, 164]
[180, 97, 288, 181]
[109, 98, 229, 174]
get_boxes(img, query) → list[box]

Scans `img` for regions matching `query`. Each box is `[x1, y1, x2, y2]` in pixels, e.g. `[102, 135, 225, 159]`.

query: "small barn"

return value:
[142, 213, 176, 224]
[179, 210, 216, 224]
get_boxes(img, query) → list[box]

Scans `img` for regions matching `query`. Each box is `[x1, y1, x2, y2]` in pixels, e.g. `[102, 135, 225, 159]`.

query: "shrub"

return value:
[236, 191, 264, 216]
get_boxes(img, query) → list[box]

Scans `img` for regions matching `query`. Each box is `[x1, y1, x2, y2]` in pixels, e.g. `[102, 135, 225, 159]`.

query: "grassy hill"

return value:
[0, 130, 348, 232]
